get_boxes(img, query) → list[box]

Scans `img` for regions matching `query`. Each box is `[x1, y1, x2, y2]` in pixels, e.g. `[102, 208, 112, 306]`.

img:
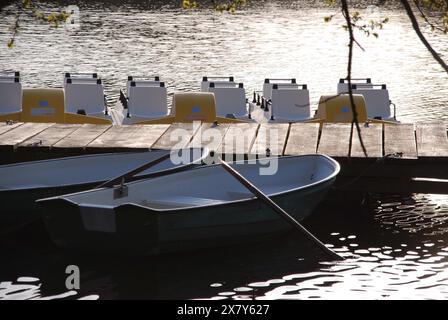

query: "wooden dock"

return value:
[0, 121, 447, 194]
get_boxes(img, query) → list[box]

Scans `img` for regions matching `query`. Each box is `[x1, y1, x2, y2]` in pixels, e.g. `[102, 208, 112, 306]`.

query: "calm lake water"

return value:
[1, 0, 448, 300]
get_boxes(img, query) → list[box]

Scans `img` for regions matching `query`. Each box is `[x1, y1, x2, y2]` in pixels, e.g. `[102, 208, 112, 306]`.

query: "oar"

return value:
[218, 158, 344, 261]
[96, 152, 172, 189]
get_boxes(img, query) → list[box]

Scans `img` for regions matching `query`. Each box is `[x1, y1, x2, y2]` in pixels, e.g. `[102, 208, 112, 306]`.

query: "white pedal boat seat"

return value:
[337, 78, 373, 94]
[201, 77, 252, 120]
[268, 83, 312, 122]
[262, 78, 297, 101]
[0, 71, 21, 116]
[337, 78, 396, 121]
[63, 72, 98, 86]
[63, 73, 110, 119]
[120, 77, 169, 125]
[208, 82, 250, 119]
[200, 76, 234, 92]
[126, 76, 160, 98]
[249, 78, 304, 117]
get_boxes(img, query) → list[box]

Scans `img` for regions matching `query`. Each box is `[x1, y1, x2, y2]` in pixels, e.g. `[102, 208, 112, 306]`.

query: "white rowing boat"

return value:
[37, 154, 340, 255]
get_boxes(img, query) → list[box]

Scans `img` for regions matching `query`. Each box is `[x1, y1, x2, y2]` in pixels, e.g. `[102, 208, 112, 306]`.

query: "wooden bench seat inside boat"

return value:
[141, 195, 227, 209]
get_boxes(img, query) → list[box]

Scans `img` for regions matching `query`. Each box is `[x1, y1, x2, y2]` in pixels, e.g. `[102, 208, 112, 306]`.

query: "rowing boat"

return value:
[37, 154, 340, 255]
[0, 148, 206, 232]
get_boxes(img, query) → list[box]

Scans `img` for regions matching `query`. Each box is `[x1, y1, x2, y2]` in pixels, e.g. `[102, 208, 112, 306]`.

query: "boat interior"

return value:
[59, 155, 339, 210]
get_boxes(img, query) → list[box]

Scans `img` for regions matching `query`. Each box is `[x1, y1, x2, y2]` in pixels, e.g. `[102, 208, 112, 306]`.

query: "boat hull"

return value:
[0, 183, 97, 234]
[41, 177, 335, 255]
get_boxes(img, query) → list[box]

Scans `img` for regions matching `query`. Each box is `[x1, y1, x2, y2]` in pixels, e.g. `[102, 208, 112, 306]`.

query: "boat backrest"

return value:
[262, 78, 296, 100]
[0, 71, 20, 77]
[63, 72, 98, 86]
[201, 76, 235, 92]
[172, 92, 217, 122]
[270, 84, 311, 121]
[337, 78, 372, 94]
[21, 88, 65, 122]
[351, 84, 391, 119]
[126, 76, 160, 96]
[0, 77, 22, 114]
[64, 78, 100, 87]
[0, 76, 19, 82]
[64, 79, 105, 115]
[208, 82, 247, 117]
[316, 94, 368, 123]
[128, 81, 168, 117]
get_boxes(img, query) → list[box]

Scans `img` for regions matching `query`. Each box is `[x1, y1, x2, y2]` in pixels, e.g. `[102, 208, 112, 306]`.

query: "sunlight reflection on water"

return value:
[0, 0, 447, 122]
[0, 277, 99, 300]
[204, 193, 448, 300]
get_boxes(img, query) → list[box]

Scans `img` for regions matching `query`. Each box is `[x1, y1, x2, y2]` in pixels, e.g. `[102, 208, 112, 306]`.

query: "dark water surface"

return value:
[1, 193, 448, 300]
[1, 0, 448, 300]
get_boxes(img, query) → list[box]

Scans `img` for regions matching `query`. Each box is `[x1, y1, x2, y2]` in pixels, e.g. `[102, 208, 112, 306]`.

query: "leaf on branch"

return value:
[47, 13, 56, 22]
[22, 0, 31, 9]
[324, 15, 335, 22]
[182, 0, 198, 9]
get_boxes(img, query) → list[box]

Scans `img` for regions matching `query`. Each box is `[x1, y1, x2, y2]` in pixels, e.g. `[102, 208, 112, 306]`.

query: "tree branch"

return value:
[341, 0, 368, 158]
[401, 0, 448, 73]
[413, 0, 447, 33]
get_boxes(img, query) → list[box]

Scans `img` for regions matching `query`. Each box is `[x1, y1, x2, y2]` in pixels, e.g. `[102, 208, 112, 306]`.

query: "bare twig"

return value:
[413, 0, 447, 32]
[6, 0, 70, 48]
[7, 7, 21, 48]
[341, 0, 368, 158]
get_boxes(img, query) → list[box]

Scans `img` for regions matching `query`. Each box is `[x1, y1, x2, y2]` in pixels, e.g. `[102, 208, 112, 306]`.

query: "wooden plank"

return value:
[416, 123, 448, 158]
[0, 123, 54, 151]
[87, 124, 170, 151]
[284, 123, 319, 156]
[189, 123, 230, 153]
[350, 123, 383, 158]
[220, 123, 259, 156]
[0, 122, 24, 136]
[384, 123, 417, 159]
[317, 123, 352, 157]
[18, 124, 81, 151]
[152, 123, 201, 150]
[250, 123, 289, 156]
[52, 124, 111, 150]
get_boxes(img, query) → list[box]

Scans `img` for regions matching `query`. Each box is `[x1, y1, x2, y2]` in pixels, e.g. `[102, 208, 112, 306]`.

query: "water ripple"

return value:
[0, 1, 447, 121]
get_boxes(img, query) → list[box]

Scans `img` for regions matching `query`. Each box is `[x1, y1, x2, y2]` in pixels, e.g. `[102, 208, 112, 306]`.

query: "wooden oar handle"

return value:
[97, 152, 171, 189]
